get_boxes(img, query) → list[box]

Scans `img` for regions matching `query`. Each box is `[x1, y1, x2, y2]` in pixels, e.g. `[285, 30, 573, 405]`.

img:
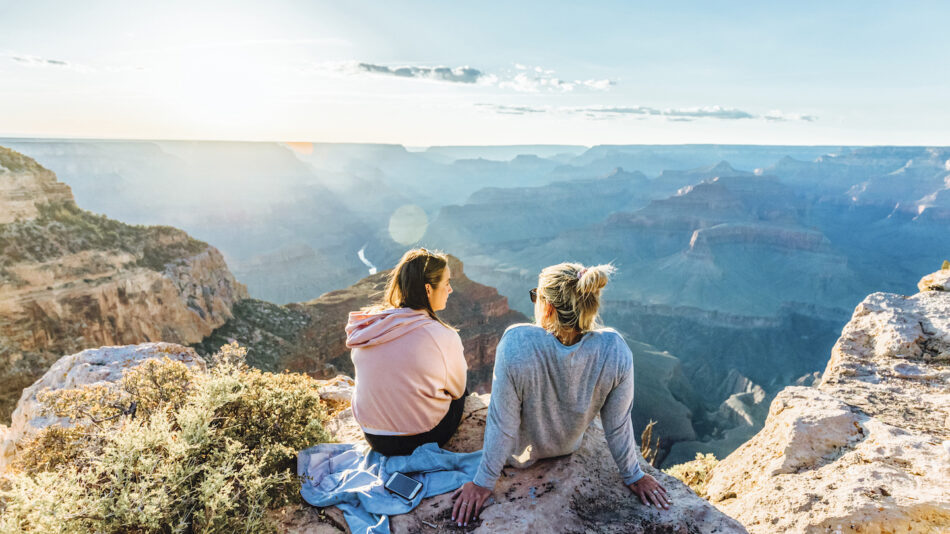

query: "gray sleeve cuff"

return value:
[622, 465, 645, 486]
[472, 468, 497, 489]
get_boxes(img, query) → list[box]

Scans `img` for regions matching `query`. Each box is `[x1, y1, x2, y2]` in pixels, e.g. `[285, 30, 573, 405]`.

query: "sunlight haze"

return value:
[1, 0, 948, 145]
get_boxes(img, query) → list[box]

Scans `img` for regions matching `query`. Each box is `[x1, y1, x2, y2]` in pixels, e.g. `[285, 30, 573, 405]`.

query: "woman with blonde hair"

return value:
[346, 248, 468, 456]
[451, 262, 669, 526]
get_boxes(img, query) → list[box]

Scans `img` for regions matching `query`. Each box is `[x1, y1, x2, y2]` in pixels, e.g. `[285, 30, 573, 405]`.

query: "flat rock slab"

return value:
[279, 393, 747, 533]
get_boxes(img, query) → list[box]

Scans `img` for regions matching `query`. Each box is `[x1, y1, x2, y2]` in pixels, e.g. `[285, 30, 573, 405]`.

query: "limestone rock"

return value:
[278, 393, 747, 534]
[706, 272, 950, 533]
[0, 342, 205, 468]
[918, 268, 950, 292]
[0, 146, 74, 224]
[315, 375, 355, 408]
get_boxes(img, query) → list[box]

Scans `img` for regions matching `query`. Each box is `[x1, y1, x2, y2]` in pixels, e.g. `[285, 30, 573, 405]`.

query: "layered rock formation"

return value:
[0, 147, 73, 224]
[705, 269, 950, 533]
[278, 387, 748, 533]
[663, 369, 771, 467]
[0, 146, 247, 421]
[194, 256, 528, 393]
[0, 342, 205, 468]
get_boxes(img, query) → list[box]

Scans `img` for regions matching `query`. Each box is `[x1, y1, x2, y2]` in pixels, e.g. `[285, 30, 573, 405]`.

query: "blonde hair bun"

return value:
[577, 264, 615, 295]
[536, 261, 615, 334]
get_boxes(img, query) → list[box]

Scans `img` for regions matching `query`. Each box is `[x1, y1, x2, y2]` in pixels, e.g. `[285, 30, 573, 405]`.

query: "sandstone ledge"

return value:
[705, 270, 950, 533]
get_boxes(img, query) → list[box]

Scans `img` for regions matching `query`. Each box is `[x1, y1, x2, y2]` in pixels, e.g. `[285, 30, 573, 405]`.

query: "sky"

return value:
[1, 0, 948, 146]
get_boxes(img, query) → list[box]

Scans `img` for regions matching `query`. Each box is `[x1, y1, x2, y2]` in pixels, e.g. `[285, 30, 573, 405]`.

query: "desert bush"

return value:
[942, 259, 949, 270]
[0, 343, 330, 533]
[663, 452, 719, 498]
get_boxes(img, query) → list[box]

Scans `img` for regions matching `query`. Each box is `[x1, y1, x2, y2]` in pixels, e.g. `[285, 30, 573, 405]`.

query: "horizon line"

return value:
[3, 135, 940, 149]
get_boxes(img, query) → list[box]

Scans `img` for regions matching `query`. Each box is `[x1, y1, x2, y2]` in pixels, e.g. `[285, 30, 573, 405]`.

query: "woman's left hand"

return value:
[451, 481, 493, 527]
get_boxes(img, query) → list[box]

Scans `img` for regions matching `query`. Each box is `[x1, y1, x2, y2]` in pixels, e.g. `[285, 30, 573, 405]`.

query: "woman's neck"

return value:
[554, 328, 583, 346]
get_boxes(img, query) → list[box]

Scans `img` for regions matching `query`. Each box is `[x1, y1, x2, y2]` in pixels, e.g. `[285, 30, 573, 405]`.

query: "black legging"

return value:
[363, 391, 468, 456]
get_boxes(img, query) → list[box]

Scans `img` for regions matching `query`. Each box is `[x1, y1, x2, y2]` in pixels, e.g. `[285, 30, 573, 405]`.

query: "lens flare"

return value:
[388, 205, 428, 245]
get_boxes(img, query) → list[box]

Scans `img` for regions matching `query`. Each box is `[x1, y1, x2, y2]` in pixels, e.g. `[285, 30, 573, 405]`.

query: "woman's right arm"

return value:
[600, 337, 670, 509]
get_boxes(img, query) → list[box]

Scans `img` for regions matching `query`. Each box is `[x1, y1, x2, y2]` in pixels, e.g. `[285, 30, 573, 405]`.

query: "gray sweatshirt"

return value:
[472, 324, 645, 488]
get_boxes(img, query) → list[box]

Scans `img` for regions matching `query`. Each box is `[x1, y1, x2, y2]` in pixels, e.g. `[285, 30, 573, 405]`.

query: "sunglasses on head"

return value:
[529, 288, 537, 303]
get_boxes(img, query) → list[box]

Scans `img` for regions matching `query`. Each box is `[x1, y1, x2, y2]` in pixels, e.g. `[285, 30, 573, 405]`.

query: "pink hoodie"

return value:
[346, 307, 467, 435]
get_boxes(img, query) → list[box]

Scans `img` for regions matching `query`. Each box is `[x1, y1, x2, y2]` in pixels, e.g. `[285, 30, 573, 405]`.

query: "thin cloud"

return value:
[356, 62, 490, 84]
[763, 110, 818, 122]
[581, 79, 613, 90]
[578, 105, 662, 116]
[7, 54, 91, 71]
[336, 60, 615, 93]
[476, 103, 816, 122]
[498, 64, 614, 93]
[575, 105, 785, 121]
[499, 72, 575, 92]
[475, 103, 547, 115]
[663, 106, 755, 119]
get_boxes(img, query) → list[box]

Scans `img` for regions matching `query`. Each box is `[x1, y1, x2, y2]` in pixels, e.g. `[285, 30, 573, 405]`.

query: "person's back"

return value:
[346, 248, 468, 457]
[349, 307, 466, 435]
[473, 324, 634, 476]
[452, 262, 669, 527]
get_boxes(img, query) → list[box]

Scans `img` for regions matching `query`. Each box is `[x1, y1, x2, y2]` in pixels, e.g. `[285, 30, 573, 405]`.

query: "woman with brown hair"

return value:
[346, 248, 468, 456]
[451, 262, 669, 526]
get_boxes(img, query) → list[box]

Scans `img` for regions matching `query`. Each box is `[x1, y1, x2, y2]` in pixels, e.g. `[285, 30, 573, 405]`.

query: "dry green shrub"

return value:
[0, 342, 330, 533]
[11, 424, 104, 475]
[38, 384, 127, 424]
[663, 452, 719, 498]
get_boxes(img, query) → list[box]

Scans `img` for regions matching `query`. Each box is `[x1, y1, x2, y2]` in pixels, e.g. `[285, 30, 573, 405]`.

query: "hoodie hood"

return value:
[345, 307, 435, 348]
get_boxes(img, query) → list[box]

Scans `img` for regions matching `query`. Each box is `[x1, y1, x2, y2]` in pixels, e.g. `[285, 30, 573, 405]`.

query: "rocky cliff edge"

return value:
[277, 383, 747, 533]
[0, 145, 248, 422]
[705, 268, 950, 533]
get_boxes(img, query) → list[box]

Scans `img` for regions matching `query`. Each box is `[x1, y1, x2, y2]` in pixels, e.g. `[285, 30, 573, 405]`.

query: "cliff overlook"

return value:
[705, 267, 950, 532]
[0, 146, 247, 421]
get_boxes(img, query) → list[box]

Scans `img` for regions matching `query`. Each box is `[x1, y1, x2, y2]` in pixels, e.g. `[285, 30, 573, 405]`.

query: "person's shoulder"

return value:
[420, 319, 462, 345]
[584, 328, 632, 357]
[583, 327, 624, 342]
[499, 323, 550, 345]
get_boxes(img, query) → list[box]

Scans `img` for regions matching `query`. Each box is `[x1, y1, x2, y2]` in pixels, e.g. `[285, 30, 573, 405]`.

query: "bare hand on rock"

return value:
[628, 474, 671, 510]
[451, 481, 493, 527]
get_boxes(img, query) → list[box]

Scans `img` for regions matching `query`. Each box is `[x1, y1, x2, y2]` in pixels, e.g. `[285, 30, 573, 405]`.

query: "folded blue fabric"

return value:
[298, 442, 483, 534]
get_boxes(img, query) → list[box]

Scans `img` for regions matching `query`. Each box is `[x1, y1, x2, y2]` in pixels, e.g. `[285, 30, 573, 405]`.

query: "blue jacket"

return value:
[298, 442, 482, 534]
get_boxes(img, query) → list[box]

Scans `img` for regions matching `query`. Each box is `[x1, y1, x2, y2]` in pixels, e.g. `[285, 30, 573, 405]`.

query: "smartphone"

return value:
[385, 472, 423, 500]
